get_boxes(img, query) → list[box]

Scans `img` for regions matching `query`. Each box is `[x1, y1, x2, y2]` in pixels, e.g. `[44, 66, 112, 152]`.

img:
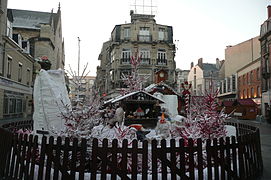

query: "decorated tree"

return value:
[172, 83, 228, 143]
[121, 51, 149, 95]
[58, 64, 103, 140]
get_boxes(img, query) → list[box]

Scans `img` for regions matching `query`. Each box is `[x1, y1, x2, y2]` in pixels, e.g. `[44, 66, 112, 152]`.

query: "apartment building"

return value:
[218, 36, 260, 101]
[0, 7, 34, 120]
[69, 76, 96, 104]
[176, 68, 189, 93]
[9, 4, 65, 70]
[96, 11, 176, 97]
[259, 5, 271, 119]
[188, 58, 221, 96]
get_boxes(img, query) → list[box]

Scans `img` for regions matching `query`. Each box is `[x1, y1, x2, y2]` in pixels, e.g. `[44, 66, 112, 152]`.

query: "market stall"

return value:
[104, 91, 165, 128]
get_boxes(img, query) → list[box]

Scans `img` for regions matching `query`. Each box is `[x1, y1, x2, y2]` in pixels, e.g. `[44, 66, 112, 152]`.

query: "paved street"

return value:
[230, 119, 271, 180]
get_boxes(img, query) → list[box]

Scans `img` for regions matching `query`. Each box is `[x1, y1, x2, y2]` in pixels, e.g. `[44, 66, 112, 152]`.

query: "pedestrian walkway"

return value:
[229, 119, 271, 180]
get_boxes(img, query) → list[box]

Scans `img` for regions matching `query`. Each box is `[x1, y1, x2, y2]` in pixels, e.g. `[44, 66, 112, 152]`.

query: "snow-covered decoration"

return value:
[90, 124, 139, 172]
[159, 95, 178, 117]
[33, 69, 71, 136]
[59, 88, 103, 140]
[155, 113, 171, 139]
[66, 63, 90, 104]
[104, 91, 165, 105]
[121, 51, 149, 95]
[181, 81, 192, 113]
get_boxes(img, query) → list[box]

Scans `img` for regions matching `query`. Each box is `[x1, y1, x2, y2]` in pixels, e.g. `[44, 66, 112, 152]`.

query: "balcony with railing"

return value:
[120, 58, 131, 65]
[137, 35, 152, 42]
[140, 58, 151, 65]
[156, 58, 167, 65]
[262, 66, 270, 79]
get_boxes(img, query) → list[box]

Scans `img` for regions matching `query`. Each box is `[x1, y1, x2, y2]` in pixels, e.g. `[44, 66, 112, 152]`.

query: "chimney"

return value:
[216, 58, 220, 69]
[198, 58, 203, 68]
[190, 62, 194, 69]
[268, 5, 271, 19]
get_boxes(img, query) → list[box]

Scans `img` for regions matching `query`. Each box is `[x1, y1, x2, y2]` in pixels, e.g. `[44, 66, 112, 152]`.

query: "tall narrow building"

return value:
[9, 4, 65, 70]
[96, 11, 176, 98]
[259, 5, 271, 120]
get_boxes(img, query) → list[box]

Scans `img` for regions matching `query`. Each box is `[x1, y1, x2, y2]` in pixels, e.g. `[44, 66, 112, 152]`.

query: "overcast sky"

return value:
[8, 0, 270, 76]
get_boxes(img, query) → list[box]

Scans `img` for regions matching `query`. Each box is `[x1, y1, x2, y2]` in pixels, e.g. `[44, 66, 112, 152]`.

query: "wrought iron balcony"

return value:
[156, 59, 167, 65]
[262, 67, 270, 79]
[137, 35, 152, 42]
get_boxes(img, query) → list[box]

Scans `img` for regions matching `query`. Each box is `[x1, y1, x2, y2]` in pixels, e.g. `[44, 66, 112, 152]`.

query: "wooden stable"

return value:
[105, 91, 165, 128]
[221, 99, 258, 120]
[145, 83, 183, 115]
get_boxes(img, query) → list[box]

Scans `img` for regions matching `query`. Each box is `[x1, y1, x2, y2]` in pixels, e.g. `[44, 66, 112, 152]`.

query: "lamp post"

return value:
[76, 37, 81, 103]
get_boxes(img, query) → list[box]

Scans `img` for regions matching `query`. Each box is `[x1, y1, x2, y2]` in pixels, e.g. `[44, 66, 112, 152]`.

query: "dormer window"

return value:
[158, 28, 165, 41]
[123, 27, 130, 40]
[6, 20, 12, 38]
[139, 27, 151, 42]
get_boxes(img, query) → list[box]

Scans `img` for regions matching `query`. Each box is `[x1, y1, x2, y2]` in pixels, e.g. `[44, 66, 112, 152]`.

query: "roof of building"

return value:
[10, 9, 53, 30]
[10, 7, 61, 31]
[145, 82, 180, 96]
[104, 91, 165, 104]
[222, 99, 257, 107]
[238, 99, 257, 106]
[202, 63, 219, 77]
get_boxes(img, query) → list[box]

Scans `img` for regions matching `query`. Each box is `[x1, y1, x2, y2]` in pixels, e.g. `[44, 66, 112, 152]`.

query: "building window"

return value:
[18, 63, 22, 82]
[158, 28, 165, 41]
[139, 27, 151, 42]
[232, 75, 236, 91]
[257, 86, 261, 97]
[243, 75, 246, 85]
[243, 89, 246, 99]
[123, 27, 130, 39]
[139, 49, 150, 64]
[251, 87, 254, 98]
[250, 71, 253, 83]
[223, 80, 226, 93]
[7, 57, 12, 78]
[194, 76, 196, 91]
[157, 49, 167, 65]
[257, 68, 260, 80]
[3, 93, 24, 118]
[110, 50, 116, 63]
[194, 68, 196, 74]
[121, 48, 131, 64]
[227, 77, 231, 92]
[6, 20, 12, 38]
[27, 68, 30, 85]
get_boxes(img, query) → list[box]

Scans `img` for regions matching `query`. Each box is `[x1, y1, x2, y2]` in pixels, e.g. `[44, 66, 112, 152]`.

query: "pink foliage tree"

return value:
[121, 51, 149, 95]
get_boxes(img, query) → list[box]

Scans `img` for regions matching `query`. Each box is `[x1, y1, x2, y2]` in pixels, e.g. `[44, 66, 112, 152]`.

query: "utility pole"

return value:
[76, 37, 81, 103]
[77, 37, 81, 77]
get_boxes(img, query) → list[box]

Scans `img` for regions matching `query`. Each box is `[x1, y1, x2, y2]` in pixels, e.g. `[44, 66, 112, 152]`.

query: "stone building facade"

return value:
[188, 58, 221, 96]
[259, 5, 271, 119]
[0, 6, 35, 120]
[9, 4, 65, 70]
[96, 11, 176, 97]
[69, 76, 96, 104]
[175, 69, 189, 93]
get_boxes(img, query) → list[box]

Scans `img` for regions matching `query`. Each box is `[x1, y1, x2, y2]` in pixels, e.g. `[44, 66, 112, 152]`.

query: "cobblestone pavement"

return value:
[229, 119, 271, 180]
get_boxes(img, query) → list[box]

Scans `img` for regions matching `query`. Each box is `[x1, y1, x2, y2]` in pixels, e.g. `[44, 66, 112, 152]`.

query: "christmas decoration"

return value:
[121, 51, 149, 95]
